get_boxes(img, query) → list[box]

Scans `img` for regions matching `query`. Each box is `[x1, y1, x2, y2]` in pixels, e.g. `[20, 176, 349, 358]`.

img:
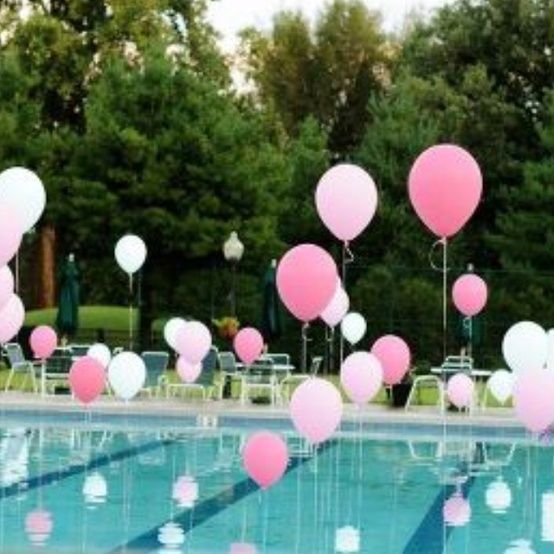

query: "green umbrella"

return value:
[261, 260, 282, 343]
[56, 254, 80, 339]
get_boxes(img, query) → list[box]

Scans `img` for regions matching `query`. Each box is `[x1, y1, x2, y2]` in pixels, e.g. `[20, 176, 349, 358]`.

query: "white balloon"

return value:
[82, 471, 108, 505]
[546, 330, 554, 371]
[108, 352, 146, 400]
[164, 317, 186, 350]
[341, 312, 367, 345]
[502, 321, 547, 374]
[0, 167, 46, 232]
[488, 370, 515, 405]
[486, 477, 512, 514]
[0, 265, 14, 310]
[87, 343, 112, 369]
[114, 235, 147, 275]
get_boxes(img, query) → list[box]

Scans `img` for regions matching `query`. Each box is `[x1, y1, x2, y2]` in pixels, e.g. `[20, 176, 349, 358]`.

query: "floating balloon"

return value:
[371, 335, 411, 385]
[25, 509, 53, 545]
[409, 144, 482, 238]
[177, 357, 202, 383]
[487, 370, 515, 405]
[83, 471, 108, 505]
[0, 294, 24, 344]
[277, 244, 338, 322]
[164, 317, 186, 350]
[0, 266, 14, 310]
[87, 343, 112, 369]
[341, 312, 366, 346]
[230, 544, 258, 554]
[290, 378, 343, 444]
[242, 431, 289, 490]
[172, 475, 199, 508]
[114, 234, 147, 275]
[0, 206, 23, 266]
[443, 493, 471, 527]
[452, 274, 488, 316]
[513, 369, 554, 433]
[69, 356, 105, 404]
[320, 285, 349, 328]
[29, 326, 57, 359]
[486, 477, 512, 514]
[447, 373, 475, 409]
[176, 321, 212, 364]
[108, 352, 146, 400]
[234, 327, 264, 366]
[0, 167, 46, 232]
[315, 164, 378, 242]
[340, 352, 383, 406]
[503, 322, 547, 374]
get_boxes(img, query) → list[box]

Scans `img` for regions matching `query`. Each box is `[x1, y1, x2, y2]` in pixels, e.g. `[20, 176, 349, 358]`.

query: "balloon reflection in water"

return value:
[504, 539, 536, 554]
[335, 526, 361, 553]
[83, 471, 108, 506]
[485, 477, 512, 514]
[542, 492, 554, 543]
[158, 522, 185, 550]
[25, 510, 53, 545]
[443, 493, 471, 527]
[172, 475, 199, 508]
[229, 544, 258, 554]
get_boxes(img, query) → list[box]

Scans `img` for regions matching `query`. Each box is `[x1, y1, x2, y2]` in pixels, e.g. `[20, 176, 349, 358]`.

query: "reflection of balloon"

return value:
[340, 352, 382, 406]
[108, 352, 146, 400]
[277, 244, 338, 322]
[371, 335, 411, 385]
[408, 144, 482, 238]
[229, 544, 258, 554]
[87, 343, 112, 369]
[69, 357, 105, 404]
[0, 206, 22, 266]
[172, 475, 199, 508]
[315, 164, 378, 242]
[335, 526, 361, 553]
[542, 492, 554, 543]
[452, 274, 488, 316]
[25, 509, 53, 545]
[0, 266, 14, 310]
[157, 522, 185, 549]
[443, 493, 471, 527]
[243, 432, 288, 490]
[0, 294, 25, 344]
[176, 321, 212, 364]
[114, 234, 147, 275]
[486, 477, 512, 514]
[0, 167, 46, 232]
[320, 286, 349, 328]
[164, 317, 186, 350]
[290, 378, 342, 444]
[504, 539, 536, 554]
[488, 370, 515, 405]
[446, 373, 475, 409]
[83, 472, 108, 505]
[502, 322, 547, 374]
[176, 357, 201, 383]
[341, 313, 366, 346]
[30, 325, 57, 359]
[234, 328, 264, 365]
[513, 369, 554, 433]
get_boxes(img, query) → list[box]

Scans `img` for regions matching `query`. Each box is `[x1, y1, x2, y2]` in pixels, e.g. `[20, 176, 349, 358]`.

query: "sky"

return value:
[207, 0, 452, 52]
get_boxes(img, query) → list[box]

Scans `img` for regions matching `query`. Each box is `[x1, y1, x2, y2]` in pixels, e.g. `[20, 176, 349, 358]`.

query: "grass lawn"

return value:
[26, 306, 138, 331]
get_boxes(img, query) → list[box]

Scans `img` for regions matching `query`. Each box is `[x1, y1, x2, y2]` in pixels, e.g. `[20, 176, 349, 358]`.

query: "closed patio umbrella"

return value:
[261, 259, 282, 344]
[56, 254, 80, 341]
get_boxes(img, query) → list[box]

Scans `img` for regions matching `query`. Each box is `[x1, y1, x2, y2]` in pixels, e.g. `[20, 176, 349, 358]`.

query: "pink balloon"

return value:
[316, 164, 378, 242]
[69, 356, 105, 404]
[176, 321, 212, 364]
[29, 325, 57, 359]
[452, 274, 488, 316]
[340, 352, 383, 406]
[0, 206, 23, 266]
[320, 285, 349, 327]
[277, 244, 338, 322]
[0, 266, 14, 310]
[176, 357, 202, 383]
[242, 431, 289, 490]
[408, 144, 483, 238]
[0, 294, 24, 344]
[230, 544, 258, 554]
[371, 335, 411, 385]
[172, 475, 199, 508]
[234, 327, 264, 365]
[513, 369, 554, 433]
[25, 510, 53, 545]
[290, 378, 343, 444]
[443, 494, 471, 527]
[446, 373, 475, 409]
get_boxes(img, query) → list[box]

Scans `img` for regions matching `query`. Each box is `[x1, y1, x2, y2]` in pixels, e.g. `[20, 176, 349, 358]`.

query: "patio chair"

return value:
[141, 351, 170, 397]
[218, 351, 243, 398]
[43, 348, 73, 395]
[3, 343, 40, 393]
[167, 346, 219, 400]
[69, 344, 91, 360]
[280, 356, 323, 401]
[240, 358, 282, 406]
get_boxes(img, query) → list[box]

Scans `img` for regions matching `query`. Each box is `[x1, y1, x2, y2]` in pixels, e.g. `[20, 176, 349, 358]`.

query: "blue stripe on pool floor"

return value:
[0, 438, 173, 501]
[110, 441, 336, 554]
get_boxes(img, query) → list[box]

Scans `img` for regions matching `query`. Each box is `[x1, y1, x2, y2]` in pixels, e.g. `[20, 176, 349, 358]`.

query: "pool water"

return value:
[0, 411, 552, 553]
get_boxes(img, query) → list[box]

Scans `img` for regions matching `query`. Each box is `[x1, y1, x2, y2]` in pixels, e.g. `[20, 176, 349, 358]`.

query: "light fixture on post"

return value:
[223, 231, 244, 316]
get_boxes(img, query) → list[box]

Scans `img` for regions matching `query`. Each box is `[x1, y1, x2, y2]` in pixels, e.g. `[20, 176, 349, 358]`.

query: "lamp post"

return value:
[223, 231, 244, 317]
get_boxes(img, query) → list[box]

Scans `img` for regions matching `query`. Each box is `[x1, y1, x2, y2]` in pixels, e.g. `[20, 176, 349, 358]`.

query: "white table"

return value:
[430, 367, 493, 379]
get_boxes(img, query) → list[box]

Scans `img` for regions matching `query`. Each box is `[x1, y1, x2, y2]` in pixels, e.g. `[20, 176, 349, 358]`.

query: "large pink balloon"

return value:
[316, 164, 378, 242]
[513, 369, 554, 433]
[408, 144, 483, 238]
[290, 378, 342, 444]
[0, 294, 24, 344]
[443, 494, 471, 527]
[242, 431, 289, 490]
[277, 244, 338, 322]
[176, 357, 201, 383]
[446, 373, 475, 409]
[340, 352, 383, 406]
[371, 335, 411, 386]
[0, 266, 14, 310]
[29, 325, 57, 359]
[176, 321, 212, 364]
[0, 206, 23, 266]
[234, 327, 264, 365]
[452, 274, 488, 316]
[320, 285, 349, 327]
[69, 356, 105, 404]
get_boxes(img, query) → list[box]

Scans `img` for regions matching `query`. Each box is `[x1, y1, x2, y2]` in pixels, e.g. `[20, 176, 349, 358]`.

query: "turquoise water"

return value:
[0, 411, 552, 553]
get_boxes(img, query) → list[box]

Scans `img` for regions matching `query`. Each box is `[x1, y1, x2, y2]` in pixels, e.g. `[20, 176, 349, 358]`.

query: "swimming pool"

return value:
[0, 409, 551, 553]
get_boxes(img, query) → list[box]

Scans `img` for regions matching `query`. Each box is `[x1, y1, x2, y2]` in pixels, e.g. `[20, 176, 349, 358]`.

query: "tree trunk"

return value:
[38, 225, 56, 308]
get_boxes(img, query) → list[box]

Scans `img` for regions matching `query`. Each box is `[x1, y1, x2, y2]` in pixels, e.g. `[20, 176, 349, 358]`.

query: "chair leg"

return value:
[405, 380, 417, 411]
[4, 369, 14, 392]
[30, 370, 38, 393]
